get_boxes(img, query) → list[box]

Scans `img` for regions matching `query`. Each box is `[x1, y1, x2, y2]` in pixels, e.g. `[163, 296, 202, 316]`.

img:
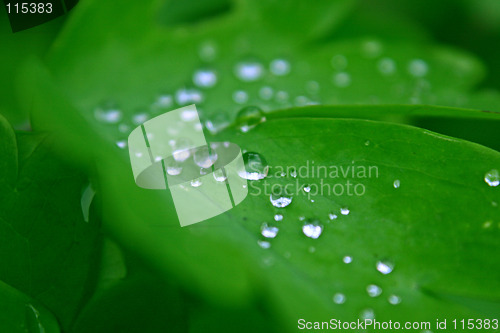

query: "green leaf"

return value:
[0, 115, 101, 330]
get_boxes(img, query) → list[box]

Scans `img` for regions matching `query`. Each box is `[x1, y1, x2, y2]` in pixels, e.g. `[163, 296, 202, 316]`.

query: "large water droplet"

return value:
[333, 293, 346, 304]
[193, 69, 217, 88]
[270, 185, 293, 208]
[484, 169, 499, 187]
[239, 152, 269, 180]
[166, 159, 183, 176]
[302, 220, 323, 239]
[270, 59, 290, 76]
[193, 146, 218, 168]
[376, 260, 394, 275]
[94, 103, 122, 124]
[235, 106, 266, 133]
[408, 59, 429, 77]
[261, 223, 279, 238]
[367, 284, 382, 297]
[235, 61, 264, 81]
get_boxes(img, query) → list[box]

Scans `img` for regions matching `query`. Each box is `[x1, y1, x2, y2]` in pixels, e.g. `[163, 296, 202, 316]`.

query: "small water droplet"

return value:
[172, 138, 192, 162]
[152, 94, 173, 110]
[331, 55, 348, 70]
[333, 293, 346, 304]
[176, 88, 203, 105]
[199, 41, 217, 62]
[360, 308, 375, 320]
[94, 102, 122, 124]
[303, 185, 311, 193]
[213, 169, 227, 182]
[364, 140, 370, 146]
[302, 220, 323, 239]
[388, 294, 401, 305]
[274, 214, 283, 221]
[393, 179, 400, 188]
[343, 256, 352, 264]
[484, 169, 499, 187]
[258, 240, 271, 249]
[482, 221, 493, 229]
[166, 160, 183, 176]
[235, 61, 264, 81]
[362, 40, 383, 58]
[132, 112, 149, 125]
[306, 80, 320, 94]
[259, 86, 274, 100]
[294, 96, 309, 106]
[180, 109, 198, 122]
[191, 179, 202, 187]
[377, 57, 397, 75]
[275, 90, 289, 104]
[367, 284, 382, 297]
[233, 90, 249, 104]
[236, 106, 266, 132]
[408, 59, 429, 77]
[239, 152, 269, 180]
[193, 146, 218, 168]
[376, 260, 394, 274]
[340, 207, 350, 215]
[118, 123, 130, 133]
[270, 58, 290, 76]
[193, 69, 217, 88]
[261, 223, 279, 238]
[308, 246, 316, 253]
[290, 168, 297, 178]
[205, 114, 230, 134]
[329, 213, 338, 220]
[116, 140, 127, 149]
[270, 185, 293, 208]
[333, 72, 351, 87]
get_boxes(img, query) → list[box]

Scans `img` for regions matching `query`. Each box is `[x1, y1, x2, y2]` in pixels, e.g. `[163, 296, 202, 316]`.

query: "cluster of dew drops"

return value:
[92, 39, 498, 318]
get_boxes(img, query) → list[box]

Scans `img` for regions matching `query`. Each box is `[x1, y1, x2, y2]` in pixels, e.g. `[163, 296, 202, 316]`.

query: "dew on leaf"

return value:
[94, 104, 122, 124]
[333, 293, 346, 304]
[259, 86, 274, 100]
[233, 90, 249, 104]
[166, 160, 182, 176]
[193, 146, 217, 168]
[239, 152, 269, 180]
[275, 90, 289, 104]
[367, 284, 382, 297]
[132, 112, 149, 125]
[193, 68, 217, 88]
[176, 88, 203, 105]
[302, 220, 323, 239]
[213, 169, 227, 182]
[377, 57, 397, 75]
[270, 58, 290, 76]
[340, 207, 350, 215]
[172, 138, 192, 162]
[198, 41, 217, 62]
[235, 106, 266, 133]
[343, 256, 353, 264]
[360, 308, 376, 320]
[408, 59, 429, 77]
[235, 61, 264, 81]
[484, 169, 499, 187]
[190, 179, 202, 187]
[257, 240, 271, 249]
[376, 260, 394, 275]
[333, 72, 351, 87]
[261, 223, 279, 238]
[274, 214, 283, 221]
[329, 213, 338, 220]
[116, 140, 127, 149]
[393, 179, 401, 188]
[205, 114, 230, 134]
[270, 185, 293, 208]
[388, 294, 402, 305]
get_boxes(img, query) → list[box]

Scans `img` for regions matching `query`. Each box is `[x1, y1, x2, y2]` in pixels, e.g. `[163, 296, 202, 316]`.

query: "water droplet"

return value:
[270, 59, 290, 76]
[270, 185, 293, 208]
[172, 138, 192, 162]
[191, 179, 202, 187]
[152, 94, 173, 111]
[259, 86, 274, 100]
[166, 160, 183, 176]
[199, 41, 217, 62]
[306, 80, 320, 94]
[408, 59, 429, 77]
[360, 308, 375, 320]
[132, 112, 149, 125]
[308, 246, 316, 253]
[484, 169, 499, 187]
[340, 207, 350, 215]
[176, 88, 203, 105]
[289, 168, 297, 178]
[233, 90, 249, 104]
[377, 57, 397, 75]
[213, 169, 227, 182]
[274, 214, 283, 221]
[236, 106, 266, 132]
[239, 152, 269, 180]
[393, 179, 400, 188]
[193, 146, 218, 168]
[329, 213, 338, 220]
[331, 55, 348, 70]
[367, 284, 382, 297]
[258, 240, 271, 249]
[94, 104, 122, 124]
[333, 72, 351, 87]
[302, 220, 323, 239]
[388, 294, 401, 305]
[333, 293, 346, 304]
[294, 96, 309, 106]
[193, 69, 217, 88]
[275, 90, 289, 104]
[364, 140, 370, 146]
[116, 140, 127, 149]
[482, 221, 492, 229]
[261, 223, 279, 238]
[376, 260, 394, 275]
[303, 185, 311, 193]
[235, 61, 264, 81]
[343, 256, 352, 264]
[205, 114, 230, 134]
[362, 40, 383, 58]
